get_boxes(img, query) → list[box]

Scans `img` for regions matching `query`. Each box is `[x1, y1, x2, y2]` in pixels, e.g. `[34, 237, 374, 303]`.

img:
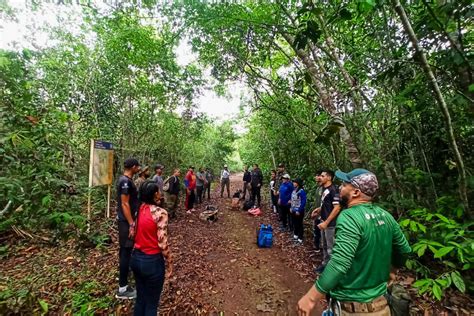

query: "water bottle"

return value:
[321, 309, 334, 316]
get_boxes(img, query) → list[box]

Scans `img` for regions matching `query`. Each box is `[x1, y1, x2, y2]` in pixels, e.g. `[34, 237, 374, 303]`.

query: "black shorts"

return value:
[118, 220, 134, 248]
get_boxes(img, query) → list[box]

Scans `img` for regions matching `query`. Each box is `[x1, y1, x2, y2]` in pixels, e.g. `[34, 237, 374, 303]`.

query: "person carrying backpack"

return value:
[164, 168, 180, 219]
[290, 178, 306, 244]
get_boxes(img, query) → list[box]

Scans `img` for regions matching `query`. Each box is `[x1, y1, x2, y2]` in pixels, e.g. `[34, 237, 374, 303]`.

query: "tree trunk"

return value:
[392, 0, 470, 213]
[282, 33, 363, 168]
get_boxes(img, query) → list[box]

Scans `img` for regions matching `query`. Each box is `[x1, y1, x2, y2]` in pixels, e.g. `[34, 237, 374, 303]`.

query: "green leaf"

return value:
[451, 271, 465, 293]
[417, 222, 427, 233]
[39, 299, 48, 313]
[432, 283, 442, 300]
[413, 279, 430, 288]
[434, 246, 454, 258]
[399, 219, 410, 227]
[469, 84, 474, 92]
[417, 244, 427, 257]
[410, 220, 418, 232]
[435, 213, 450, 224]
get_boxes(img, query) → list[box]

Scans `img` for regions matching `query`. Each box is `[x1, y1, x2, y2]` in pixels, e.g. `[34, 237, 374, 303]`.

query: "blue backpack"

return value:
[257, 224, 273, 248]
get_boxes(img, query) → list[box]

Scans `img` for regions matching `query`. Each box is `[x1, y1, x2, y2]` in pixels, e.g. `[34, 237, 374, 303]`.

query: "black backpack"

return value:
[242, 200, 253, 211]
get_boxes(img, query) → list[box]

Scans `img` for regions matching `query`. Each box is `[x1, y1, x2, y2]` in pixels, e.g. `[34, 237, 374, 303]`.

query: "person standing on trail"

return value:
[115, 158, 141, 299]
[297, 169, 411, 316]
[134, 166, 150, 190]
[164, 168, 180, 219]
[184, 166, 197, 213]
[278, 173, 294, 231]
[152, 164, 165, 207]
[312, 169, 324, 253]
[250, 163, 263, 207]
[196, 167, 206, 204]
[290, 178, 306, 244]
[242, 165, 251, 200]
[270, 170, 278, 213]
[220, 164, 231, 198]
[204, 168, 213, 200]
[132, 180, 172, 316]
[311, 169, 340, 274]
[274, 163, 286, 223]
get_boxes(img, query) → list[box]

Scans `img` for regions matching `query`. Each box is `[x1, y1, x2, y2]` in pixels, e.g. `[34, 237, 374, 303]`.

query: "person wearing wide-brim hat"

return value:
[135, 165, 150, 190]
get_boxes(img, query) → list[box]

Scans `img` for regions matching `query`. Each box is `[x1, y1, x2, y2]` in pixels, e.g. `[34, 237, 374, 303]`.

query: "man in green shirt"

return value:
[297, 169, 411, 315]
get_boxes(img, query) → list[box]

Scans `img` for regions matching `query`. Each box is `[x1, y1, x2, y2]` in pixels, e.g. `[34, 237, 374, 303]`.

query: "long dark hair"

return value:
[139, 180, 159, 205]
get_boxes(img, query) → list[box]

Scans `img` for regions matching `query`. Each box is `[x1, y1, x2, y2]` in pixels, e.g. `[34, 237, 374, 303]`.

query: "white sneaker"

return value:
[293, 235, 298, 239]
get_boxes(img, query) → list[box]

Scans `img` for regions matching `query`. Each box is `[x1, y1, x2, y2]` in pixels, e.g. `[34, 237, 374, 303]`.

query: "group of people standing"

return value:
[264, 163, 411, 316]
[115, 157, 411, 316]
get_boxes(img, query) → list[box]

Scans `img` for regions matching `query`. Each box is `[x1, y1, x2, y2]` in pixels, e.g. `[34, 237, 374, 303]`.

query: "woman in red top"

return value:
[131, 180, 172, 316]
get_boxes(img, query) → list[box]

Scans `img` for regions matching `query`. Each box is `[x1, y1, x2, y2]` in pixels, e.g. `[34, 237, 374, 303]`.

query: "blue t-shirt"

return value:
[279, 181, 294, 205]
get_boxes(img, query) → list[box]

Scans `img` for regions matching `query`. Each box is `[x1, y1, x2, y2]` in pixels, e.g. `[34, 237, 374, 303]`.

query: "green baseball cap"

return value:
[335, 168, 379, 197]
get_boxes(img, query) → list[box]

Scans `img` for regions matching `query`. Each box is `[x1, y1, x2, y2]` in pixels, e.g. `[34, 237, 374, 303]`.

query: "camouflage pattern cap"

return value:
[335, 168, 379, 197]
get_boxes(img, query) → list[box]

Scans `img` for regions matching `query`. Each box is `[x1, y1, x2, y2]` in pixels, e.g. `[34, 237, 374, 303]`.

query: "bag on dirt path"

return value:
[385, 283, 411, 316]
[199, 205, 218, 222]
[256, 224, 273, 248]
[242, 200, 253, 211]
[248, 207, 262, 216]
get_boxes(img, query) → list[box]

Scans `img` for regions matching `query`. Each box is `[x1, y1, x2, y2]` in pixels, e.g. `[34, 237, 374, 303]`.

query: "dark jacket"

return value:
[250, 168, 263, 188]
[243, 171, 251, 182]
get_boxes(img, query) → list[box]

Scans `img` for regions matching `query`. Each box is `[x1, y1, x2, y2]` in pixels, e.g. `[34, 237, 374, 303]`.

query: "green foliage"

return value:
[402, 203, 473, 300]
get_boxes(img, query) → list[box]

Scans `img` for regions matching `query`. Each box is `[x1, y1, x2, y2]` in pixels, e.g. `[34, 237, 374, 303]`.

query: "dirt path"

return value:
[160, 173, 323, 315]
[0, 173, 324, 315]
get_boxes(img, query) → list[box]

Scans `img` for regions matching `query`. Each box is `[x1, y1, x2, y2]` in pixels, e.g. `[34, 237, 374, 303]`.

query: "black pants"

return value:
[205, 184, 211, 199]
[196, 186, 204, 203]
[131, 250, 165, 316]
[279, 204, 290, 228]
[313, 218, 322, 249]
[250, 186, 261, 207]
[243, 182, 250, 199]
[118, 220, 134, 287]
[292, 212, 304, 240]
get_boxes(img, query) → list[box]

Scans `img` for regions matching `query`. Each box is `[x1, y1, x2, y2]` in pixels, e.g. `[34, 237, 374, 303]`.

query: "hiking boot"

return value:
[314, 265, 326, 274]
[115, 286, 136, 299]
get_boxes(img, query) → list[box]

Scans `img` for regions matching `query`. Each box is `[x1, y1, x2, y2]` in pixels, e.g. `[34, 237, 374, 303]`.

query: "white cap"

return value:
[224, 164, 228, 168]
[282, 173, 290, 179]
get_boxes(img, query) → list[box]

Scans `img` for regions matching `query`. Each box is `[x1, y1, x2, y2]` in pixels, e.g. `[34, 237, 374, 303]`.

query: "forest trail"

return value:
[160, 173, 323, 315]
[1, 173, 324, 315]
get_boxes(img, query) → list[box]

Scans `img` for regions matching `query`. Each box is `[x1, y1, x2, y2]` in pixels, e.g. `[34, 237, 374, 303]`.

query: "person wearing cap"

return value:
[115, 158, 141, 299]
[250, 164, 263, 207]
[297, 169, 411, 316]
[278, 173, 294, 231]
[220, 164, 231, 198]
[134, 165, 150, 190]
[311, 169, 340, 273]
[184, 166, 197, 213]
[290, 178, 307, 244]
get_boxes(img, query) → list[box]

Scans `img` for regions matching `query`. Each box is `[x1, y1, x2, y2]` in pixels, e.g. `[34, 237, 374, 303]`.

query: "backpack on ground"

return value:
[243, 200, 253, 211]
[385, 283, 411, 316]
[256, 224, 273, 248]
[162, 176, 173, 192]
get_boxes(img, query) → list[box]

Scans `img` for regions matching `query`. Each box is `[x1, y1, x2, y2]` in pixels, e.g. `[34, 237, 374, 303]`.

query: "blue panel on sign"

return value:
[94, 140, 113, 150]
